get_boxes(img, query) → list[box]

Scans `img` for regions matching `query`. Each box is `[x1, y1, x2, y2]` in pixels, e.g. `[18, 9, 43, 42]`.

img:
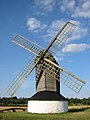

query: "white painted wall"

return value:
[28, 100, 68, 113]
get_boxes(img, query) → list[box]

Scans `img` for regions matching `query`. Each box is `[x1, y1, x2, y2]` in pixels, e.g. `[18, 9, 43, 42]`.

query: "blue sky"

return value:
[0, 0, 90, 98]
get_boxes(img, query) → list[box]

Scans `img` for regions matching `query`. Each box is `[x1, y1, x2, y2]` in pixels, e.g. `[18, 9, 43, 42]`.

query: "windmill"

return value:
[5, 21, 85, 113]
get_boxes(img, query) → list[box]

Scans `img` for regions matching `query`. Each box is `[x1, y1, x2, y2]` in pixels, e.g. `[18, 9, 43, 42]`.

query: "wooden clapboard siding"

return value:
[36, 66, 60, 93]
[36, 72, 46, 92]
[45, 73, 56, 92]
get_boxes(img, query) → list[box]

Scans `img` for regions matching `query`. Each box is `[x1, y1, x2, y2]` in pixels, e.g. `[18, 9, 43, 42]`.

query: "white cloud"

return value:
[73, 0, 90, 18]
[70, 26, 88, 41]
[44, 20, 65, 41]
[27, 17, 47, 32]
[48, 20, 64, 32]
[34, 0, 56, 11]
[27, 18, 40, 31]
[60, 0, 75, 12]
[62, 43, 90, 53]
[59, 0, 90, 18]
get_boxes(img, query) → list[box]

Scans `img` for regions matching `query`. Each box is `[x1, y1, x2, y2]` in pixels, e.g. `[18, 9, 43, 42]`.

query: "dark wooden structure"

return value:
[35, 51, 60, 94]
[0, 107, 26, 113]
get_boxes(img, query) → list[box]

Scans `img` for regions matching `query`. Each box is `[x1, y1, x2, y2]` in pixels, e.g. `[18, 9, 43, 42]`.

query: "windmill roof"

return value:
[29, 91, 67, 101]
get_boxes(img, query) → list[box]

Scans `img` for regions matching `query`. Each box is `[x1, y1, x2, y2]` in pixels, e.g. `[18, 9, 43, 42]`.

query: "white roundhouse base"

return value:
[28, 100, 68, 113]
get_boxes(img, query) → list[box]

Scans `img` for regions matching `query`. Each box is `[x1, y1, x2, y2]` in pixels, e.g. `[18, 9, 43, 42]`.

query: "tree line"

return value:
[0, 97, 90, 106]
[0, 97, 28, 106]
[68, 97, 90, 106]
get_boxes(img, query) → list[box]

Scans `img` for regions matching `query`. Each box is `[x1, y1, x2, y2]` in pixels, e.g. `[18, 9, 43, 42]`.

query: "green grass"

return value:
[0, 108, 90, 120]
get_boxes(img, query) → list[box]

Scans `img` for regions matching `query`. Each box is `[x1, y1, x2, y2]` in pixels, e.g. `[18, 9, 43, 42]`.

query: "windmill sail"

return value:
[5, 56, 36, 96]
[5, 21, 85, 97]
[40, 58, 85, 93]
[12, 34, 43, 56]
[49, 22, 76, 54]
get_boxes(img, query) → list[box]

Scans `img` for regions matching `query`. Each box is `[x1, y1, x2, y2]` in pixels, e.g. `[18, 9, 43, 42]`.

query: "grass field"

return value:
[0, 106, 90, 120]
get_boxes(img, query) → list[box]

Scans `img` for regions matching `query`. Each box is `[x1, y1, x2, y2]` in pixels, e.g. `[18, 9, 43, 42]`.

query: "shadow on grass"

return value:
[68, 107, 89, 112]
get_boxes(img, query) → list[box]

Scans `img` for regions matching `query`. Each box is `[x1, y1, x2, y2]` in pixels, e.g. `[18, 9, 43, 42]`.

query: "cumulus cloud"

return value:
[27, 17, 47, 32]
[59, 0, 90, 18]
[60, 0, 75, 12]
[70, 27, 88, 41]
[44, 20, 65, 41]
[62, 43, 90, 53]
[27, 18, 40, 31]
[34, 0, 56, 11]
[73, 0, 90, 18]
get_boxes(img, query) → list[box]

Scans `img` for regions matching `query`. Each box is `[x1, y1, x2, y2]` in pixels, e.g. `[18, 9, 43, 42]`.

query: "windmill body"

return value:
[28, 51, 68, 113]
[35, 51, 60, 93]
[5, 21, 86, 113]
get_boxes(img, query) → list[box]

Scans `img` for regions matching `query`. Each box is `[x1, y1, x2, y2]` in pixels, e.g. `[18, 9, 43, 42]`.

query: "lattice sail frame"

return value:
[5, 21, 86, 96]
[50, 22, 76, 54]
[12, 22, 76, 56]
[12, 34, 43, 56]
[40, 58, 85, 93]
[5, 56, 36, 96]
